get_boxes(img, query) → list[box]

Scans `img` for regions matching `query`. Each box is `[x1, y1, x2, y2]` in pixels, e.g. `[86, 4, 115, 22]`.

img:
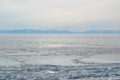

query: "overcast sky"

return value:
[0, 0, 120, 31]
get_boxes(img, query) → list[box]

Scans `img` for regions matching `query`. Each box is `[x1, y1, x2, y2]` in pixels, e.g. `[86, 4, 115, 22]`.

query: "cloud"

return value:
[0, 0, 120, 31]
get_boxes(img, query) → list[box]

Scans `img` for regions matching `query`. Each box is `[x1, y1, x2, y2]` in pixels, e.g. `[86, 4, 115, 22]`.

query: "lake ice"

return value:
[0, 34, 120, 80]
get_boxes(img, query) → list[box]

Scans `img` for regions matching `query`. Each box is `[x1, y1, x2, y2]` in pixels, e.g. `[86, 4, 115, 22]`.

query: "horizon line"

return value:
[0, 29, 120, 34]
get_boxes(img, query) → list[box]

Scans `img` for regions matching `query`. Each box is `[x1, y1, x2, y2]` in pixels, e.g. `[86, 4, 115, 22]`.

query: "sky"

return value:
[0, 0, 120, 31]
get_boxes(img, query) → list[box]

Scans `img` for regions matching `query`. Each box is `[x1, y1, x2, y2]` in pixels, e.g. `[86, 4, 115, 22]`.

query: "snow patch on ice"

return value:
[0, 57, 20, 66]
[17, 55, 83, 66]
[81, 54, 120, 63]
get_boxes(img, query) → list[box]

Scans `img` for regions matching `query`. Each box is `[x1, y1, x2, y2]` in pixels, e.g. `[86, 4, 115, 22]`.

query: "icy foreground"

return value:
[0, 64, 120, 80]
[0, 54, 120, 80]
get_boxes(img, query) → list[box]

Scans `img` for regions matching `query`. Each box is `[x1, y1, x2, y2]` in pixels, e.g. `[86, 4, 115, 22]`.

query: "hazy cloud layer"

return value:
[0, 0, 120, 31]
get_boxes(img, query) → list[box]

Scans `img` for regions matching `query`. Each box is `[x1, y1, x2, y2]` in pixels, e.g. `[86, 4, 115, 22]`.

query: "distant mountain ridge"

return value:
[0, 29, 120, 34]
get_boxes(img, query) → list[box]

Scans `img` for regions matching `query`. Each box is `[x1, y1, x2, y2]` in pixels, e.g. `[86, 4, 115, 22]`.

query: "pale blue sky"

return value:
[0, 0, 120, 31]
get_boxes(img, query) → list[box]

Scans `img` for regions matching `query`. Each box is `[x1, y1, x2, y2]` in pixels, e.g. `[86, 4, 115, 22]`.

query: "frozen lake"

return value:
[0, 34, 120, 79]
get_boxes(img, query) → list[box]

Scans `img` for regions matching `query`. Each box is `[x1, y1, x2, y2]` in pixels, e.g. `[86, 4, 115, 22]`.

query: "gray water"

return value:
[0, 34, 120, 80]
